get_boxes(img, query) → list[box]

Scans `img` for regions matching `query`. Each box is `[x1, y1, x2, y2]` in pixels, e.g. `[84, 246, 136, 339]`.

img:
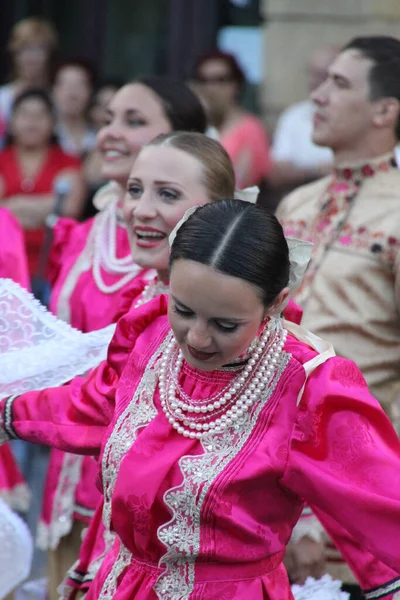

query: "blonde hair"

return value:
[147, 132, 235, 201]
[8, 17, 58, 54]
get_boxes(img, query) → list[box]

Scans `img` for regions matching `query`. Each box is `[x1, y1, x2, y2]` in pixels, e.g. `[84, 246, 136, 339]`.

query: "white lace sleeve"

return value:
[0, 279, 115, 399]
[0, 498, 33, 598]
[292, 575, 350, 600]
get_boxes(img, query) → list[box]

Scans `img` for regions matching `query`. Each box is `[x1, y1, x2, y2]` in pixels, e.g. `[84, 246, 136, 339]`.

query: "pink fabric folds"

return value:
[2, 297, 400, 599]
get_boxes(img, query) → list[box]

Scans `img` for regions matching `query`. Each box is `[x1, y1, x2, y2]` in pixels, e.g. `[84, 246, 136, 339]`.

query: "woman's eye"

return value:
[172, 305, 193, 318]
[128, 185, 142, 198]
[127, 118, 146, 127]
[215, 321, 238, 333]
[160, 189, 179, 201]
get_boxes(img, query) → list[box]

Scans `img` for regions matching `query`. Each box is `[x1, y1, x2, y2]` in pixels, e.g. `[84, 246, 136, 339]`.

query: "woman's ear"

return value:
[264, 286, 290, 318]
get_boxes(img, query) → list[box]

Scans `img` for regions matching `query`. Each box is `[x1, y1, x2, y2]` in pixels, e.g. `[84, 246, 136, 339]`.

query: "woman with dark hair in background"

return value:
[40, 80, 207, 600]
[1, 198, 400, 599]
[0, 17, 58, 137]
[0, 89, 84, 279]
[194, 50, 272, 189]
[52, 59, 97, 158]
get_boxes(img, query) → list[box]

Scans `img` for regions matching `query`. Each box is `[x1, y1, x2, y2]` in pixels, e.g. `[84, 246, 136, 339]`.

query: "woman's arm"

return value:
[0, 360, 117, 455]
[0, 168, 86, 228]
[282, 356, 400, 597]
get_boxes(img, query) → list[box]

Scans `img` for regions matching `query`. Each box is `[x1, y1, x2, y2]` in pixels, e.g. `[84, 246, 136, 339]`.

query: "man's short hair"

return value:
[343, 36, 400, 139]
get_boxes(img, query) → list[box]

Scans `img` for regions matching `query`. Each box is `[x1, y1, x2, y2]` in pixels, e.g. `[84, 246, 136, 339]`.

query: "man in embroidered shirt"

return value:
[277, 36, 400, 598]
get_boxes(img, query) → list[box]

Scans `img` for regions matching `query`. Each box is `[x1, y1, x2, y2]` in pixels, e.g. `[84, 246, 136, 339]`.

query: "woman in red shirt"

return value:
[0, 88, 85, 278]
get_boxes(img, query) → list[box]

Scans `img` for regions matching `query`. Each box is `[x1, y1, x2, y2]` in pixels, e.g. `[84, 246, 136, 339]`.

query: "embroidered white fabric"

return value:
[0, 498, 33, 599]
[0, 279, 115, 399]
[292, 575, 350, 600]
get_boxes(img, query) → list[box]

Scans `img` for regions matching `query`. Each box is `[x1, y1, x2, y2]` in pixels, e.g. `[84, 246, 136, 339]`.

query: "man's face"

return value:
[311, 49, 378, 152]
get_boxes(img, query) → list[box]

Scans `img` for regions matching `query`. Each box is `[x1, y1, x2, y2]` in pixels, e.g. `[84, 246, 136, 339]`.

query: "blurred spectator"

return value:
[52, 59, 97, 157]
[193, 50, 271, 188]
[82, 79, 123, 218]
[89, 78, 122, 131]
[269, 45, 338, 192]
[0, 18, 58, 136]
[0, 89, 85, 278]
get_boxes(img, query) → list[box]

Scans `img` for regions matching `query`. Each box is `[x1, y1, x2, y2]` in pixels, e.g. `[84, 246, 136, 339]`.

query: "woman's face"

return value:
[90, 85, 118, 130]
[168, 259, 266, 371]
[123, 145, 211, 278]
[96, 83, 172, 187]
[11, 97, 53, 148]
[13, 41, 49, 82]
[53, 66, 93, 119]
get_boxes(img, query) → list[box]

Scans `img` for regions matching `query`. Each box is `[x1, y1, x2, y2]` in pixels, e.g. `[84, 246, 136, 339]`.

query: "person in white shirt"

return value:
[269, 45, 338, 190]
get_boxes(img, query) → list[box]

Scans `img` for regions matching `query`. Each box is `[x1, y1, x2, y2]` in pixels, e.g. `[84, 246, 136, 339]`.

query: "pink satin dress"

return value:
[38, 202, 147, 551]
[0, 208, 31, 512]
[2, 297, 400, 599]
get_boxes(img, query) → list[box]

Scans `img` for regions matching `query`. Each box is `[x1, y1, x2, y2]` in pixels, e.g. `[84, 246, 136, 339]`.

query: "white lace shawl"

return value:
[0, 279, 115, 399]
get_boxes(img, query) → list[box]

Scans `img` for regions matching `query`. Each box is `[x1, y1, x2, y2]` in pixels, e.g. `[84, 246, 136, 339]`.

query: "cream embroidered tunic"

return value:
[277, 154, 400, 425]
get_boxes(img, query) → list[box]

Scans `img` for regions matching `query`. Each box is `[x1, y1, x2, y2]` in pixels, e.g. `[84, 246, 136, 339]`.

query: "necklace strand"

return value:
[92, 201, 141, 294]
[159, 322, 287, 439]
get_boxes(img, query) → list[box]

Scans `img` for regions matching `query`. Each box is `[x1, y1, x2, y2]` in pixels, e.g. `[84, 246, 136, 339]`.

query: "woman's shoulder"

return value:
[109, 295, 169, 375]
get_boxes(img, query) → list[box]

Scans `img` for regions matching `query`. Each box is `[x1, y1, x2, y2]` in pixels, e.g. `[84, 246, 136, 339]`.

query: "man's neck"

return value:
[333, 139, 396, 168]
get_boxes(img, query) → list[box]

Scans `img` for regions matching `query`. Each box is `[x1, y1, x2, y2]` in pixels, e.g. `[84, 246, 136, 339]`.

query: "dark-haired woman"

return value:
[0, 89, 84, 278]
[1, 199, 400, 599]
[194, 50, 272, 189]
[52, 60, 97, 158]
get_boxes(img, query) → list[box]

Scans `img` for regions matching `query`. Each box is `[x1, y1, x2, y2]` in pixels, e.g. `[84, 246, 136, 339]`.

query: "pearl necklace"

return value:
[134, 278, 169, 308]
[92, 200, 141, 294]
[159, 322, 287, 439]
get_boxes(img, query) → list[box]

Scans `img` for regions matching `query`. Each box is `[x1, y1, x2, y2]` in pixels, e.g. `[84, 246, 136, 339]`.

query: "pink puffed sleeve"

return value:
[47, 217, 79, 285]
[0, 296, 168, 455]
[0, 208, 30, 290]
[282, 356, 400, 598]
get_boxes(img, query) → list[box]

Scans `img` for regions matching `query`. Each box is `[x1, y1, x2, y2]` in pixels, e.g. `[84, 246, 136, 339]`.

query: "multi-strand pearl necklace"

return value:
[159, 322, 287, 439]
[134, 279, 169, 308]
[92, 200, 141, 294]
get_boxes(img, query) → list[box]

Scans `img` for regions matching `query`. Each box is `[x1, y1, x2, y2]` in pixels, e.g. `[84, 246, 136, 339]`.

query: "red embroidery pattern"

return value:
[281, 154, 398, 305]
[330, 360, 368, 389]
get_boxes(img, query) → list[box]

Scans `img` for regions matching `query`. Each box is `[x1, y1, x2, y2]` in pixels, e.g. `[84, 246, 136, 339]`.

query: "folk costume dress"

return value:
[40, 181, 147, 597]
[61, 297, 304, 599]
[1, 296, 400, 600]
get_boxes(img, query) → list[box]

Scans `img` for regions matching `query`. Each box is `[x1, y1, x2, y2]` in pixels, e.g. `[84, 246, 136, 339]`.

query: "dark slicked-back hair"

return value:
[343, 36, 400, 139]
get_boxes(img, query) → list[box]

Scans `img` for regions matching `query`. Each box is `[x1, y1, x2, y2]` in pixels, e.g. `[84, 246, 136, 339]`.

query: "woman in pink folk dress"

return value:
[41, 80, 207, 599]
[58, 133, 303, 600]
[0, 208, 31, 518]
[1, 192, 400, 600]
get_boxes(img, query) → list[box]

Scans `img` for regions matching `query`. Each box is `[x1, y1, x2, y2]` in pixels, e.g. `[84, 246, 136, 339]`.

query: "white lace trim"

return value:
[364, 578, 400, 599]
[59, 526, 116, 600]
[292, 575, 350, 600]
[97, 333, 169, 600]
[0, 279, 115, 399]
[153, 350, 290, 600]
[36, 454, 84, 551]
[0, 483, 31, 513]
